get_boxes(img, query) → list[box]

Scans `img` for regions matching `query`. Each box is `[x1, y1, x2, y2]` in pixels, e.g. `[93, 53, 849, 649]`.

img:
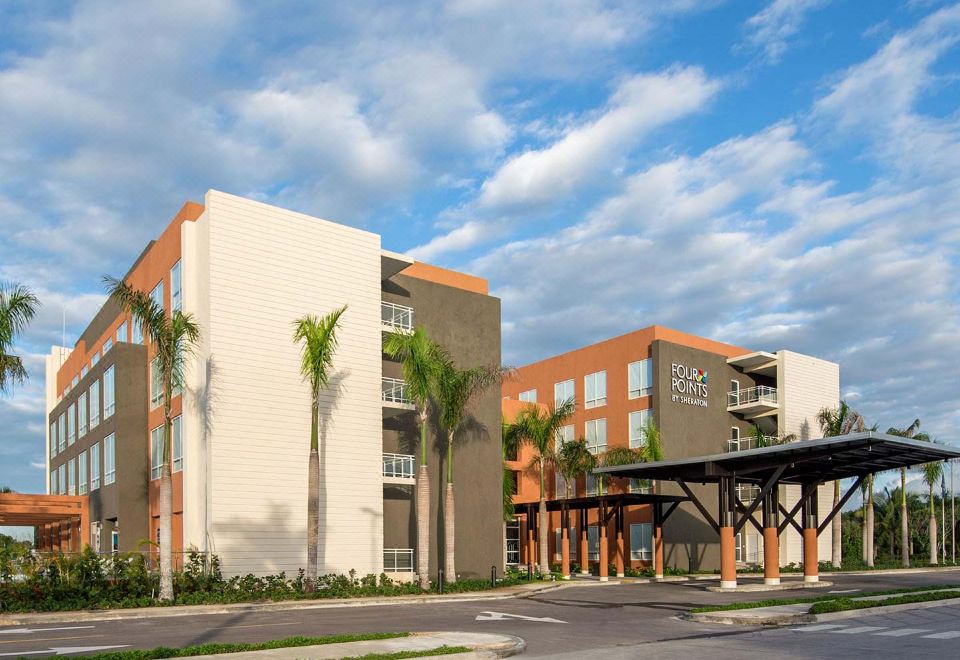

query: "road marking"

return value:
[828, 589, 860, 594]
[922, 631, 960, 639]
[792, 624, 847, 632]
[0, 645, 128, 657]
[0, 635, 102, 646]
[210, 622, 298, 630]
[476, 611, 567, 624]
[875, 628, 933, 637]
[0, 627, 95, 635]
[830, 626, 887, 634]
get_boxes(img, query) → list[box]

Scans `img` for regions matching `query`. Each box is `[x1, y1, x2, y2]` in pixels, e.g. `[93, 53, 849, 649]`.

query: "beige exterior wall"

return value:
[44, 346, 70, 493]
[183, 190, 384, 576]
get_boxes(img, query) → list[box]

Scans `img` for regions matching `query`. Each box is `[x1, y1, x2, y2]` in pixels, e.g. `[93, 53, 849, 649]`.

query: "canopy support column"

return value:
[615, 505, 625, 578]
[802, 484, 820, 583]
[762, 488, 780, 585]
[719, 476, 737, 589]
[579, 509, 589, 574]
[654, 503, 665, 579]
[561, 506, 571, 580]
[598, 500, 609, 582]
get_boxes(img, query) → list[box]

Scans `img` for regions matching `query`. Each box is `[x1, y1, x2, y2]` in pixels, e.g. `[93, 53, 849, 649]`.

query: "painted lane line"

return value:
[476, 611, 567, 623]
[0, 635, 103, 647]
[829, 626, 888, 634]
[875, 628, 933, 637]
[792, 624, 847, 632]
[0, 645, 128, 657]
[0, 627, 95, 635]
[828, 589, 861, 594]
[922, 631, 960, 639]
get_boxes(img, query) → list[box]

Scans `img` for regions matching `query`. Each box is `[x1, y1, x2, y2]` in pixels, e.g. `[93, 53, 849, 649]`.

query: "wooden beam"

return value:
[777, 481, 819, 535]
[734, 465, 786, 535]
[735, 499, 764, 534]
[677, 480, 719, 533]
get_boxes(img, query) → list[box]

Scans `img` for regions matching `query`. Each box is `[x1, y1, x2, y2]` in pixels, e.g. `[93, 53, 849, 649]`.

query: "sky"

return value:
[1, 0, 959, 502]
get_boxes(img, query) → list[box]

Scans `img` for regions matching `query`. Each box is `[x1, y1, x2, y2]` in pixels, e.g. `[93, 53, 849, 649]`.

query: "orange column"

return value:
[615, 508, 625, 578]
[80, 499, 90, 549]
[654, 505, 664, 579]
[719, 477, 737, 589]
[560, 510, 571, 579]
[579, 510, 589, 574]
[763, 490, 780, 586]
[599, 506, 609, 582]
[802, 486, 819, 583]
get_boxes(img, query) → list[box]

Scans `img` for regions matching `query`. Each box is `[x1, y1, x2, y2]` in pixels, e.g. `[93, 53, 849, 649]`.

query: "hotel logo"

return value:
[671, 363, 708, 407]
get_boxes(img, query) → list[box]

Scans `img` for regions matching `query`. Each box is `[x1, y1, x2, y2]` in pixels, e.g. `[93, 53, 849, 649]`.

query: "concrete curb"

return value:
[0, 582, 570, 626]
[705, 580, 833, 593]
[811, 596, 960, 622]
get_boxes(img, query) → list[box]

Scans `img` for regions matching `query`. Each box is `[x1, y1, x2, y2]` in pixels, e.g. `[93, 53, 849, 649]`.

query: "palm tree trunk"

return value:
[832, 480, 841, 568]
[158, 385, 174, 601]
[930, 485, 938, 565]
[306, 404, 319, 589]
[861, 501, 868, 563]
[444, 433, 456, 582]
[416, 410, 430, 591]
[538, 498, 548, 575]
[866, 481, 875, 567]
[901, 468, 910, 567]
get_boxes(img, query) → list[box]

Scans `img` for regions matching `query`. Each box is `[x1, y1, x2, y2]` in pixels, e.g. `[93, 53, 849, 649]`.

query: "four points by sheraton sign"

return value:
[671, 363, 708, 408]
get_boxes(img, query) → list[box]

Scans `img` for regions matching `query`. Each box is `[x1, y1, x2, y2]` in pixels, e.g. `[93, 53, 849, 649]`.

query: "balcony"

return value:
[383, 548, 414, 573]
[381, 301, 413, 333]
[383, 452, 415, 484]
[727, 386, 779, 419]
[382, 377, 415, 415]
[727, 435, 778, 452]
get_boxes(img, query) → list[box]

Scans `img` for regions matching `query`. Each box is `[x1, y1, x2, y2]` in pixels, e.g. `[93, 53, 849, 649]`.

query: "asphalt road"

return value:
[3, 570, 960, 658]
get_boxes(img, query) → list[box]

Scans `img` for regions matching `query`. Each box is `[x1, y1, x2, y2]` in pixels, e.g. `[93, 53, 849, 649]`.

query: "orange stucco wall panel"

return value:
[402, 261, 489, 295]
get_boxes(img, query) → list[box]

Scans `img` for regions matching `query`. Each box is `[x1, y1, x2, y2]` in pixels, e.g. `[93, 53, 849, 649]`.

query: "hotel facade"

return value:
[502, 326, 840, 574]
[43, 190, 503, 579]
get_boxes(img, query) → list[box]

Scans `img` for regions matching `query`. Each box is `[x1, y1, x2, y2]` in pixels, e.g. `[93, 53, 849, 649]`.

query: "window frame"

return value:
[151, 425, 164, 480]
[117, 320, 128, 343]
[104, 434, 116, 485]
[554, 379, 574, 408]
[630, 523, 653, 561]
[67, 458, 76, 495]
[171, 260, 182, 311]
[78, 450, 88, 495]
[78, 391, 88, 438]
[628, 358, 653, 399]
[150, 358, 164, 409]
[90, 442, 101, 491]
[584, 371, 607, 408]
[104, 366, 116, 418]
[628, 409, 653, 449]
[89, 381, 100, 429]
[172, 415, 183, 472]
[518, 389, 537, 403]
[584, 417, 607, 454]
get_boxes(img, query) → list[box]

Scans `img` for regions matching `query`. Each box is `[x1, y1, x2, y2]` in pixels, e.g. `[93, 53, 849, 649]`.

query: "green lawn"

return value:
[690, 584, 960, 613]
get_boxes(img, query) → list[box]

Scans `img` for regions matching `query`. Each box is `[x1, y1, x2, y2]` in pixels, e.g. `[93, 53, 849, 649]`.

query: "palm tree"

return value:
[817, 401, 862, 567]
[556, 437, 593, 499]
[920, 454, 944, 565]
[433, 356, 504, 582]
[599, 446, 643, 495]
[503, 398, 575, 575]
[0, 486, 13, 493]
[105, 276, 200, 601]
[642, 417, 665, 463]
[292, 305, 347, 589]
[383, 327, 444, 590]
[887, 419, 929, 567]
[0, 282, 39, 394]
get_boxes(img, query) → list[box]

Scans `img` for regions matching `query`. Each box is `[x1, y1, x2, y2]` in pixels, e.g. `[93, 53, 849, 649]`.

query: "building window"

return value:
[628, 409, 653, 449]
[151, 280, 164, 311]
[629, 478, 652, 494]
[585, 418, 607, 454]
[735, 532, 743, 562]
[50, 421, 57, 458]
[103, 337, 113, 354]
[57, 464, 65, 495]
[630, 523, 653, 561]
[555, 424, 574, 452]
[554, 379, 574, 407]
[588, 526, 599, 560]
[112, 529, 119, 553]
[117, 321, 128, 343]
[171, 260, 182, 311]
[90, 442, 100, 491]
[71, 375, 79, 388]
[150, 358, 164, 409]
[104, 434, 116, 485]
[556, 471, 576, 499]
[81, 365, 88, 378]
[50, 470, 57, 495]
[519, 389, 536, 403]
[78, 391, 88, 437]
[729, 426, 741, 452]
[104, 366, 115, 418]
[68, 459, 76, 495]
[628, 359, 653, 398]
[67, 403, 76, 445]
[584, 371, 606, 408]
[91, 350, 100, 366]
[151, 425, 164, 480]
[173, 416, 183, 472]
[89, 381, 100, 429]
[78, 451, 88, 495]
[58, 412, 66, 452]
[554, 526, 577, 561]
[586, 472, 598, 496]
[132, 319, 143, 344]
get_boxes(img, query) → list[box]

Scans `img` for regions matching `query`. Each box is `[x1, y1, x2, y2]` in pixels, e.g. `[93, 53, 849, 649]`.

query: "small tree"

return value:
[293, 306, 347, 589]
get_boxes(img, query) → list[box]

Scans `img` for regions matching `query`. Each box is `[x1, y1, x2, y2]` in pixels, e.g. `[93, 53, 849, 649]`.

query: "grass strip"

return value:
[343, 647, 472, 659]
[810, 590, 960, 614]
[689, 583, 960, 613]
[74, 633, 409, 660]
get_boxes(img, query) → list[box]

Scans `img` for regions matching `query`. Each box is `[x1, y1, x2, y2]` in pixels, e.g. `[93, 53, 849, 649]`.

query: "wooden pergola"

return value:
[0, 493, 89, 552]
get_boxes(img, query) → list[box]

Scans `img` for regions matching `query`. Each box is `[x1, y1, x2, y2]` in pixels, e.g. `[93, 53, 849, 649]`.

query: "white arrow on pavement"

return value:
[0, 645, 128, 657]
[475, 611, 567, 623]
[0, 627, 95, 635]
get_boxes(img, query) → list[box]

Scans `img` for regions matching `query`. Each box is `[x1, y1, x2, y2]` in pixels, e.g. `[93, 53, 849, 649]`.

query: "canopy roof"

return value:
[594, 432, 960, 485]
[0, 493, 88, 527]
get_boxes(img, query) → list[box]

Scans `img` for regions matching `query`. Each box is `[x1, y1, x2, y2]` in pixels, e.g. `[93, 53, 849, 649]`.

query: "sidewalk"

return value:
[0, 581, 566, 627]
[188, 632, 524, 659]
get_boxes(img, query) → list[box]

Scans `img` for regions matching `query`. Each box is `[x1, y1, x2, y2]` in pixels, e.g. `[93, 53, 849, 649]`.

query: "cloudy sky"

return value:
[1, 0, 959, 497]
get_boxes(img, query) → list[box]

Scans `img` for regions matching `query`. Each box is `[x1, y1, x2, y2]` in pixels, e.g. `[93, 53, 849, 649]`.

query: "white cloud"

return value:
[743, 0, 830, 63]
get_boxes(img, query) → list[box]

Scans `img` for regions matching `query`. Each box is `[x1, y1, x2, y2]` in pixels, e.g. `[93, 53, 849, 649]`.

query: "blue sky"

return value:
[1, 0, 959, 501]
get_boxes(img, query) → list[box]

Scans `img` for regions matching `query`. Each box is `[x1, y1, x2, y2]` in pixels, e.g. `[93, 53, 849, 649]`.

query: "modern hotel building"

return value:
[502, 326, 839, 574]
[43, 190, 503, 579]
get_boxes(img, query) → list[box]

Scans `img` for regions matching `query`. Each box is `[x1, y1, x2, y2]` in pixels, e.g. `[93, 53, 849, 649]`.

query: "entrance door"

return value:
[505, 519, 520, 566]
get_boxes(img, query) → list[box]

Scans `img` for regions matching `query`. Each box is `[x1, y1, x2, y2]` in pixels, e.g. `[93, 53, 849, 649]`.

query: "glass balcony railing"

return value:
[727, 435, 778, 452]
[381, 301, 413, 332]
[383, 453, 415, 479]
[727, 385, 778, 408]
[382, 377, 412, 405]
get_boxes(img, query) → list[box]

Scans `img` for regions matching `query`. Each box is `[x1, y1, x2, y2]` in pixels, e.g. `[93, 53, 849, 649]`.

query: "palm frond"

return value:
[0, 281, 40, 394]
[383, 326, 443, 408]
[293, 306, 348, 399]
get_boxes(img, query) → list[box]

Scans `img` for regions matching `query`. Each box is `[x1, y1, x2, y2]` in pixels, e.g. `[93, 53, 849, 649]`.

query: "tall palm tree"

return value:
[105, 276, 200, 601]
[502, 418, 520, 524]
[0, 282, 39, 394]
[433, 356, 504, 582]
[817, 401, 862, 568]
[292, 305, 347, 589]
[503, 399, 575, 575]
[383, 327, 444, 590]
[887, 419, 928, 567]
[920, 454, 944, 565]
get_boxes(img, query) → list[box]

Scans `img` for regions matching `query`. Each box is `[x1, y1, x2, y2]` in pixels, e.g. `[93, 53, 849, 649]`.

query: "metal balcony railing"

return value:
[727, 385, 778, 408]
[382, 377, 412, 405]
[383, 548, 414, 572]
[381, 301, 413, 332]
[383, 453, 415, 479]
[727, 435, 778, 452]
